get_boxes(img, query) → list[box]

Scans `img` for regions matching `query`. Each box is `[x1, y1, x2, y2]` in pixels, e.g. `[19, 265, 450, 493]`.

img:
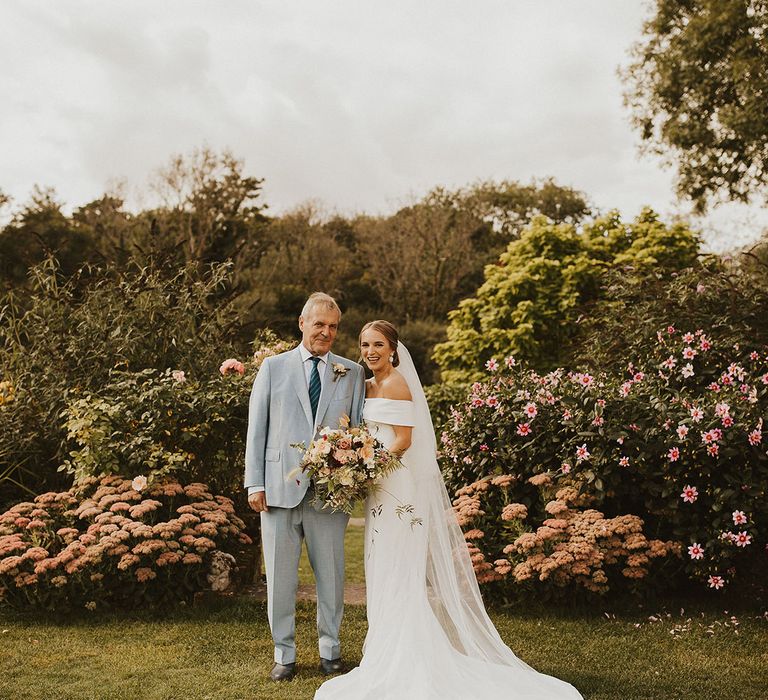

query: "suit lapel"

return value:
[315, 353, 340, 428]
[291, 347, 314, 429]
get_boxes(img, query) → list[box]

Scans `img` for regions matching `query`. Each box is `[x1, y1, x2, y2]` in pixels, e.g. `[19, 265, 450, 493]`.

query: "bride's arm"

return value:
[389, 424, 412, 457]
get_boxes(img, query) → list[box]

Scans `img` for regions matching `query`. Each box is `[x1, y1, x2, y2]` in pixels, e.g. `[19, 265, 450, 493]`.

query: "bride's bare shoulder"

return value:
[380, 370, 412, 401]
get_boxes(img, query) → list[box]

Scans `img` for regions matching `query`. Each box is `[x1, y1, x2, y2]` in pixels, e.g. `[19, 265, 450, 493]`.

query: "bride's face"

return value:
[360, 328, 392, 372]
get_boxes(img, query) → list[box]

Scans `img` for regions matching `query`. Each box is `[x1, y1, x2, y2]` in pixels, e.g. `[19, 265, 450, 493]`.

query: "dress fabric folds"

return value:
[315, 391, 583, 700]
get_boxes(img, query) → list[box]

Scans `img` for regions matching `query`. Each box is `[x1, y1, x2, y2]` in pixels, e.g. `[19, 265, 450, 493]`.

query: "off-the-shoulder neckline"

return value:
[365, 397, 413, 403]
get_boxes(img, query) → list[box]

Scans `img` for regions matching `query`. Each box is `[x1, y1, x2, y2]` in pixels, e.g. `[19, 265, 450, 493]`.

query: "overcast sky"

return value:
[1, 0, 766, 251]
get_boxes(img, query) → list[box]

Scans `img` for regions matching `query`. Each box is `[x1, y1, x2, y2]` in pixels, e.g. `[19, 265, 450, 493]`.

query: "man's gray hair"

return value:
[301, 292, 342, 320]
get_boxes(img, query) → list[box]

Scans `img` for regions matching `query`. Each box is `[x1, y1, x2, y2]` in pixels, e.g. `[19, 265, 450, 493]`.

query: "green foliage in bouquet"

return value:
[433, 209, 699, 382]
[0, 475, 251, 611]
[441, 322, 767, 597]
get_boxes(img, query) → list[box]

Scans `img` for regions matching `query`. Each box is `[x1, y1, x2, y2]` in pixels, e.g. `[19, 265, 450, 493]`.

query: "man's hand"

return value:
[248, 491, 269, 513]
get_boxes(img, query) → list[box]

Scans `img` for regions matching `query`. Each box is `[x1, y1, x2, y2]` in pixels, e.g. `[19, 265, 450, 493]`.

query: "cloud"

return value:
[0, 0, 765, 247]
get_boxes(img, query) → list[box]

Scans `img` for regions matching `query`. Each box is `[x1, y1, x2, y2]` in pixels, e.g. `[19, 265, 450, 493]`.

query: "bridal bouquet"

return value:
[292, 418, 402, 514]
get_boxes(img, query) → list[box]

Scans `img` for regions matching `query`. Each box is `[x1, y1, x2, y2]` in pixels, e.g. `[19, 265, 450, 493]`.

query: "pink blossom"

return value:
[575, 444, 590, 462]
[619, 456, 630, 468]
[516, 423, 532, 437]
[680, 485, 698, 503]
[485, 358, 498, 372]
[560, 462, 572, 474]
[592, 415, 604, 426]
[470, 397, 484, 409]
[667, 325, 676, 334]
[734, 531, 752, 547]
[699, 337, 712, 351]
[760, 373, 768, 385]
[682, 332, 695, 344]
[750, 351, 759, 361]
[171, 370, 186, 383]
[681, 363, 694, 378]
[732, 511, 747, 526]
[708, 382, 721, 392]
[662, 356, 677, 369]
[721, 415, 734, 428]
[523, 402, 538, 418]
[696, 283, 707, 294]
[714, 402, 730, 418]
[707, 444, 720, 457]
[471, 382, 483, 393]
[485, 396, 499, 408]
[682, 346, 697, 360]
[505, 356, 516, 368]
[708, 575, 725, 590]
[562, 409, 572, 421]
[620, 381, 633, 396]
[219, 358, 245, 376]
[633, 372, 645, 382]
[690, 407, 704, 422]
[748, 429, 762, 446]
[676, 425, 689, 440]
[479, 444, 489, 452]
[616, 437, 624, 445]
[720, 374, 733, 386]
[687, 543, 704, 560]
[668, 447, 680, 462]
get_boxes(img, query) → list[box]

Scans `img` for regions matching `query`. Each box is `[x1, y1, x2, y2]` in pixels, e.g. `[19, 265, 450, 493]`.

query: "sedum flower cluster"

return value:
[0, 475, 251, 611]
[455, 476, 680, 594]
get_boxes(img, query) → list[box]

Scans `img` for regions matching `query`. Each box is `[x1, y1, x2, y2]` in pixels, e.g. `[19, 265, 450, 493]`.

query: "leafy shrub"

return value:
[60, 336, 295, 498]
[0, 475, 251, 611]
[0, 258, 246, 505]
[441, 325, 767, 595]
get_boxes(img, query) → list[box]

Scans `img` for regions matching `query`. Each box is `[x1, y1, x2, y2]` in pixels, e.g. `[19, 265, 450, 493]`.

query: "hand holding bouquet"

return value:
[292, 416, 402, 514]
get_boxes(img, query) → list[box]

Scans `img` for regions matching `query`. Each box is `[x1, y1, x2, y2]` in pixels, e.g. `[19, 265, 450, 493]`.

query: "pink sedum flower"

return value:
[171, 370, 186, 383]
[676, 425, 689, 440]
[523, 402, 538, 419]
[690, 407, 704, 422]
[748, 429, 762, 446]
[516, 423, 532, 437]
[682, 346, 697, 360]
[687, 543, 704, 560]
[681, 363, 694, 378]
[734, 531, 752, 547]
[485, 358, 499, 372]
[619, 456, 630, 468]
[668, 447, 680, 462]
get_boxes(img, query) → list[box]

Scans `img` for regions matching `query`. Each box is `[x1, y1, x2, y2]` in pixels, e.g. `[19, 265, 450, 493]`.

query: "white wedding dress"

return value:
[315, 346, 583, 700]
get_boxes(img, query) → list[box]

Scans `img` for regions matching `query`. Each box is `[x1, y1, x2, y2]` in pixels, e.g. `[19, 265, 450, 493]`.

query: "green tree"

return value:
[433, 209, 700, 382]
[623, 0, 768, 209]
[0, 187, 96, 288]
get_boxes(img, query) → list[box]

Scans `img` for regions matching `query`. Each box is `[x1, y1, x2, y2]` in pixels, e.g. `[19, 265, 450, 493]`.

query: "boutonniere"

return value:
[332, 363, 349, 382]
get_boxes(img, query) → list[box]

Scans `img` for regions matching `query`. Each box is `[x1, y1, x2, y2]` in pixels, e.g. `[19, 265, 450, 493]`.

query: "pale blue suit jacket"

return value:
[244, 346, 366, 509]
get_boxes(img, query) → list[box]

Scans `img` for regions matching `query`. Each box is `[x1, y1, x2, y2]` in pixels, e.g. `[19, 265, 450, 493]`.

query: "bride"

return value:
[315, 320, 583, 699]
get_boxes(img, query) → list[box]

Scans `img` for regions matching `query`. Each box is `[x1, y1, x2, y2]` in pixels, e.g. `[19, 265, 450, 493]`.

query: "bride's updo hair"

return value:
[359, 320, 400, 367]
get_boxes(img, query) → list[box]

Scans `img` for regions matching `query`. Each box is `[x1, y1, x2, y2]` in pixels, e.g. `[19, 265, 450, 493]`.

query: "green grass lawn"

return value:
[1, 600, 766, 699]
[2, 519, 766, 699]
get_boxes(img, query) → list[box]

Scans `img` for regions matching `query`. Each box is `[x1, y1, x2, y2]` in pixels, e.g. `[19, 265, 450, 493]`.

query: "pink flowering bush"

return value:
[441, 326, 767, 595]
[0, 475, 251, 611]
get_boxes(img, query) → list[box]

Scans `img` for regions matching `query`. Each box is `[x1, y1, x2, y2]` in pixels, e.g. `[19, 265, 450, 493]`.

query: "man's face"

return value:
[299, 306, 340, 356]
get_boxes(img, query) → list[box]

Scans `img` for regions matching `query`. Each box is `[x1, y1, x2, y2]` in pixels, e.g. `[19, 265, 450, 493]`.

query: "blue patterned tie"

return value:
[308, 356, 322, 421]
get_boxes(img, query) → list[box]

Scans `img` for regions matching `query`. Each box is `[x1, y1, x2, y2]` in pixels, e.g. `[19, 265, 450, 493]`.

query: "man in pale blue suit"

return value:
[245, 292, 366, 682]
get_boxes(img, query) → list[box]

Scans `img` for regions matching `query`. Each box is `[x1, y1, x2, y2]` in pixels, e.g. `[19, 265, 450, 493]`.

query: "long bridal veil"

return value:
[396, 343, 536, 669]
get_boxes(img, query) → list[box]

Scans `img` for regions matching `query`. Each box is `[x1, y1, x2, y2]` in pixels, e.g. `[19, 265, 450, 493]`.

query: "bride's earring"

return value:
[389, 354, 394, 363]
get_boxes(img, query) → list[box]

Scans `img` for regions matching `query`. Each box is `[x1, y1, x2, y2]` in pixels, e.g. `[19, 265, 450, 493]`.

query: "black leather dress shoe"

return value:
[269, 662, 296, 681]
[319, 657, 344, 675]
